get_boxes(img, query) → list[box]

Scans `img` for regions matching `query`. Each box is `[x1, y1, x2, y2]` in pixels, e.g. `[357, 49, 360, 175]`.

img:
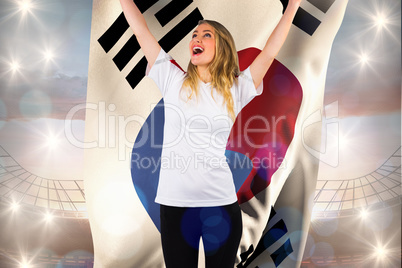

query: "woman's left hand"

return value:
[249, 0, 302, 89]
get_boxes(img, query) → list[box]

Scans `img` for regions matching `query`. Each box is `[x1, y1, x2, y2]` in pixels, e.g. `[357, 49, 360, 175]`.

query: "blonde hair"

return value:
[182, 20, 239, 122]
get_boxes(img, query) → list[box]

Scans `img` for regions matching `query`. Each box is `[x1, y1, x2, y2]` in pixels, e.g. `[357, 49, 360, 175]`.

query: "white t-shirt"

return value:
[147, 48, 263, 207]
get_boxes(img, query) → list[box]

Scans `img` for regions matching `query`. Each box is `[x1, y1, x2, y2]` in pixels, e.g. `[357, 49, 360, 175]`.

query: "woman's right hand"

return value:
[119, 0, 161, 69]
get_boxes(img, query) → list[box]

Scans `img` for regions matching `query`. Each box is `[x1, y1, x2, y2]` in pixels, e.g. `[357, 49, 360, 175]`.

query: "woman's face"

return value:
[189, 23, 216, 70]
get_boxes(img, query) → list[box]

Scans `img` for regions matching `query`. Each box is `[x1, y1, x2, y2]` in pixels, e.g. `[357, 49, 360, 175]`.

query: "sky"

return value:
[0, 0, 92, 179]
[319, 0, 401, 179]
[0, 0, 400, 180]
[324, 0, 400, 117]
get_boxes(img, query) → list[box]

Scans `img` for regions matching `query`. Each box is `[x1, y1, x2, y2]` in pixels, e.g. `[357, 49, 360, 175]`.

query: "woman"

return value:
[120, 0, 301, 267]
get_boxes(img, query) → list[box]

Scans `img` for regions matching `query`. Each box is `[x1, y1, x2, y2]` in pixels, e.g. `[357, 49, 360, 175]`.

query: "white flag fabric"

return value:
[84, 0, 348, 267]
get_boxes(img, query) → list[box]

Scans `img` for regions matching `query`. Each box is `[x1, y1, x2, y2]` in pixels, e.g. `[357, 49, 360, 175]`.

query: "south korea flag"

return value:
[84, 0, 349, 267]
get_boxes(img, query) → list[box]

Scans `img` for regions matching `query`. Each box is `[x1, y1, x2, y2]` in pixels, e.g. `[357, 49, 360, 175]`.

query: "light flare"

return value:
[339, 130, 353, 152]
[10, 61, 21, 72]
[46, 133, 60, 149]
[11, 201, 20, 212]
[44, 211, 54, 223]
[18, 0, 33, 14]
[44, 49, 54, 61]
[360, 209, 369, 220]
[359, 53, 369, 65]
[19, 0, 32, 11]
[18, 258, 31, 268]
[374, 14, 388, 28]
[359, 0, 401, 43]
[373, 244, 389, 260]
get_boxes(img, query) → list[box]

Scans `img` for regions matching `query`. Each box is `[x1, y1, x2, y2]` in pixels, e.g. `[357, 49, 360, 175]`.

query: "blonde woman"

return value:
[120, 0, 301, 267]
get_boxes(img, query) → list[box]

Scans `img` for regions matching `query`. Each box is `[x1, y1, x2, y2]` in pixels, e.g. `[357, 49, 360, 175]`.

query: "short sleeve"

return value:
[146, 48, 185, 97]
[237, 66, 263, 109]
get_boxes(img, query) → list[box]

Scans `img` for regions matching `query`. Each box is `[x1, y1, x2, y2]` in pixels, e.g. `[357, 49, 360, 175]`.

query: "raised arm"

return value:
[120, 0, 161, 69]
[249, 0, 301, 89]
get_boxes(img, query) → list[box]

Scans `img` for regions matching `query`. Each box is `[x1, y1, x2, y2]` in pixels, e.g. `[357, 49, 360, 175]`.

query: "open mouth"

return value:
[192, 46, 204, 55]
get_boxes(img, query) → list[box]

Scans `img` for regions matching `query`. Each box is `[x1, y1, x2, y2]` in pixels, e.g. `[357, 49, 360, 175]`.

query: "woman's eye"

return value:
[192, 34, 197, 38]
[204, 33, 211, 38]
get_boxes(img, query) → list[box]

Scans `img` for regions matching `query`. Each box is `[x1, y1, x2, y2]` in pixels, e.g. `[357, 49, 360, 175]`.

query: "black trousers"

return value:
[160, 202, 242, 268]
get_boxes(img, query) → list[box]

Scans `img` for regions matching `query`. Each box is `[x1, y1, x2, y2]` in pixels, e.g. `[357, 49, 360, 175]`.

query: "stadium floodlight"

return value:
[46, 134, 60, 149]
[10, 61, 20, 72]
[11, 202, 20, 212]
[45, 212, 54, 223]
[359, 53, 369, 65]
[44, 49, 54, 61]
[18, 0, 32, 13]
[375, 14, 387, 28]
[19, 260, 31, 268]
[374, 245, 388, 260]
[360, 209, 369, 220]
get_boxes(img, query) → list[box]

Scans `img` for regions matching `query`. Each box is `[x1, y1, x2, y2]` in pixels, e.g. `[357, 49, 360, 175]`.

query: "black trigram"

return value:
[98, 0, 202, 89]
[237, 207, 294, 267]
[280, 0, 336, 35]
